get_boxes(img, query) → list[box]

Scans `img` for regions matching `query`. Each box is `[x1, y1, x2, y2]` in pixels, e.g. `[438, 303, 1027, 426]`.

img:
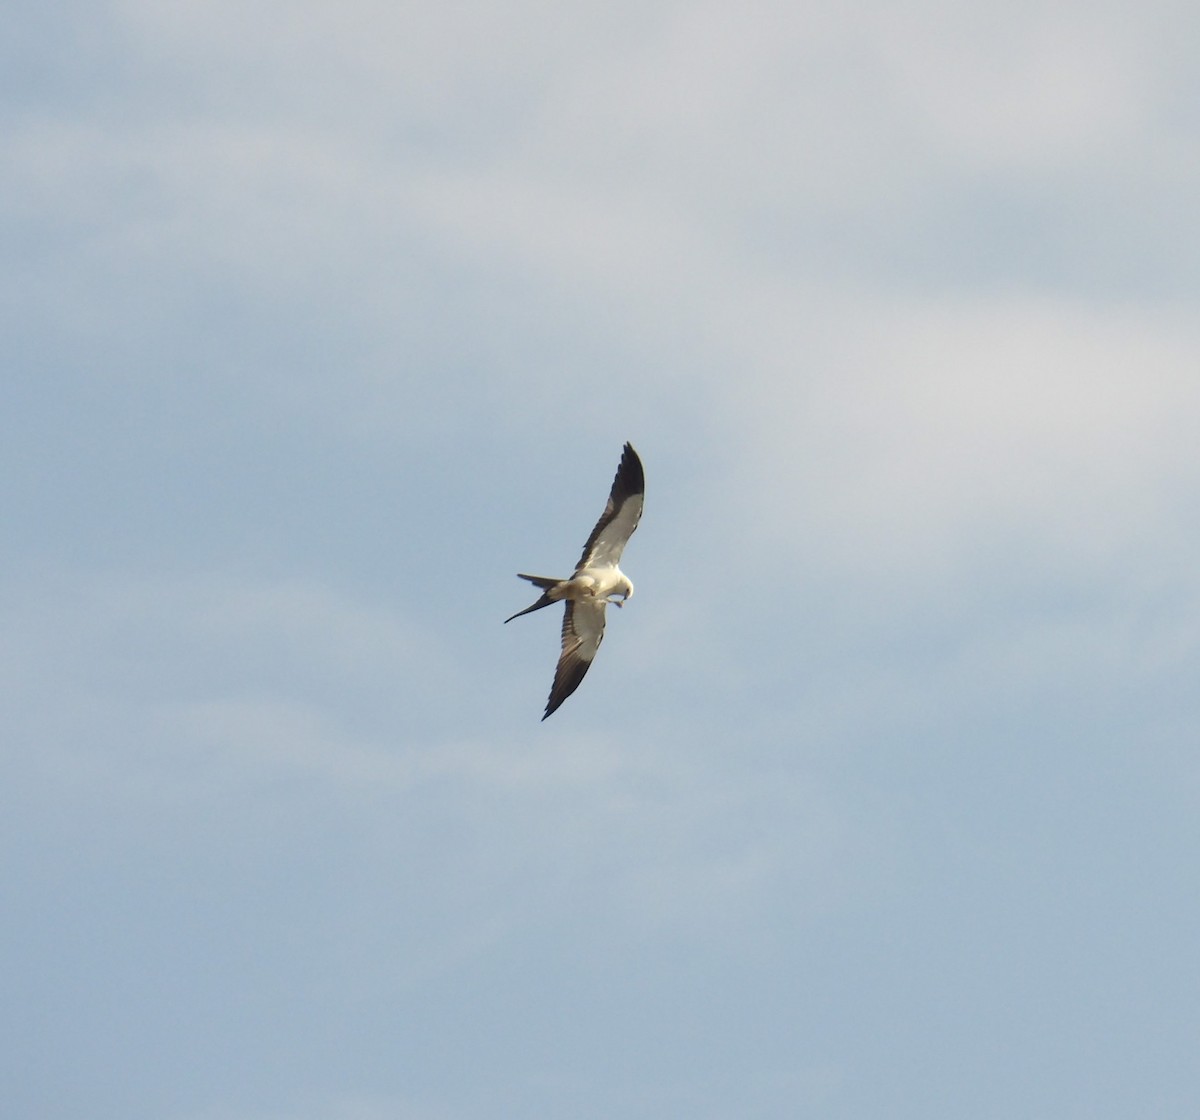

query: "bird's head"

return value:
[606, 576, 634, 608]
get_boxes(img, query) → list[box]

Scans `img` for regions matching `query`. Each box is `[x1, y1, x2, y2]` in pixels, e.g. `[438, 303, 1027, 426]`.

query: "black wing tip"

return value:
[540, 646, 591, 720]
[624, 439, 643, 477]
[610, 442, 644, 504]
[540, 689, 571, 720]
[541, 687, 566, 720]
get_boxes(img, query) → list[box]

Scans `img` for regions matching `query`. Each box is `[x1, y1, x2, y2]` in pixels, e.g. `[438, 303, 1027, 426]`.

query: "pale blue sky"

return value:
[3, 2, 1199, 1118]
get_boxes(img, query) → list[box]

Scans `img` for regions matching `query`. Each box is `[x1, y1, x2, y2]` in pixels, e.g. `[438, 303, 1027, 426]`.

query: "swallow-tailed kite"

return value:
[506, 442, 644, 720]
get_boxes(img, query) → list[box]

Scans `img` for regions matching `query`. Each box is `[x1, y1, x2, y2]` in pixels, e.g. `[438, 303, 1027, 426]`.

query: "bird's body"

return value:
[506, 442, 644, 719]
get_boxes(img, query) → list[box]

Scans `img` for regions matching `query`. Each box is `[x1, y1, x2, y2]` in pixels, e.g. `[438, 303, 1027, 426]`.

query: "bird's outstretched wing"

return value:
[543, 599, 607, 720]
[575, 442, 644, 571]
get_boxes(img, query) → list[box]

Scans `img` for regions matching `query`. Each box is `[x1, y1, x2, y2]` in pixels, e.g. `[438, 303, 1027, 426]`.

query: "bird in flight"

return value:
[506, 442, 645, 720]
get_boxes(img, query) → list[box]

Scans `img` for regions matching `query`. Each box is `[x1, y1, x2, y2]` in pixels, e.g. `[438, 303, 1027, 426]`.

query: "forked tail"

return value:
[504, 574, 564, 623]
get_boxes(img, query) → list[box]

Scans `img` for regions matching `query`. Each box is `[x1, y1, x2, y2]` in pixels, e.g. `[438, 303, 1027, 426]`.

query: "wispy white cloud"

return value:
[746, 300, 1197, 603]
